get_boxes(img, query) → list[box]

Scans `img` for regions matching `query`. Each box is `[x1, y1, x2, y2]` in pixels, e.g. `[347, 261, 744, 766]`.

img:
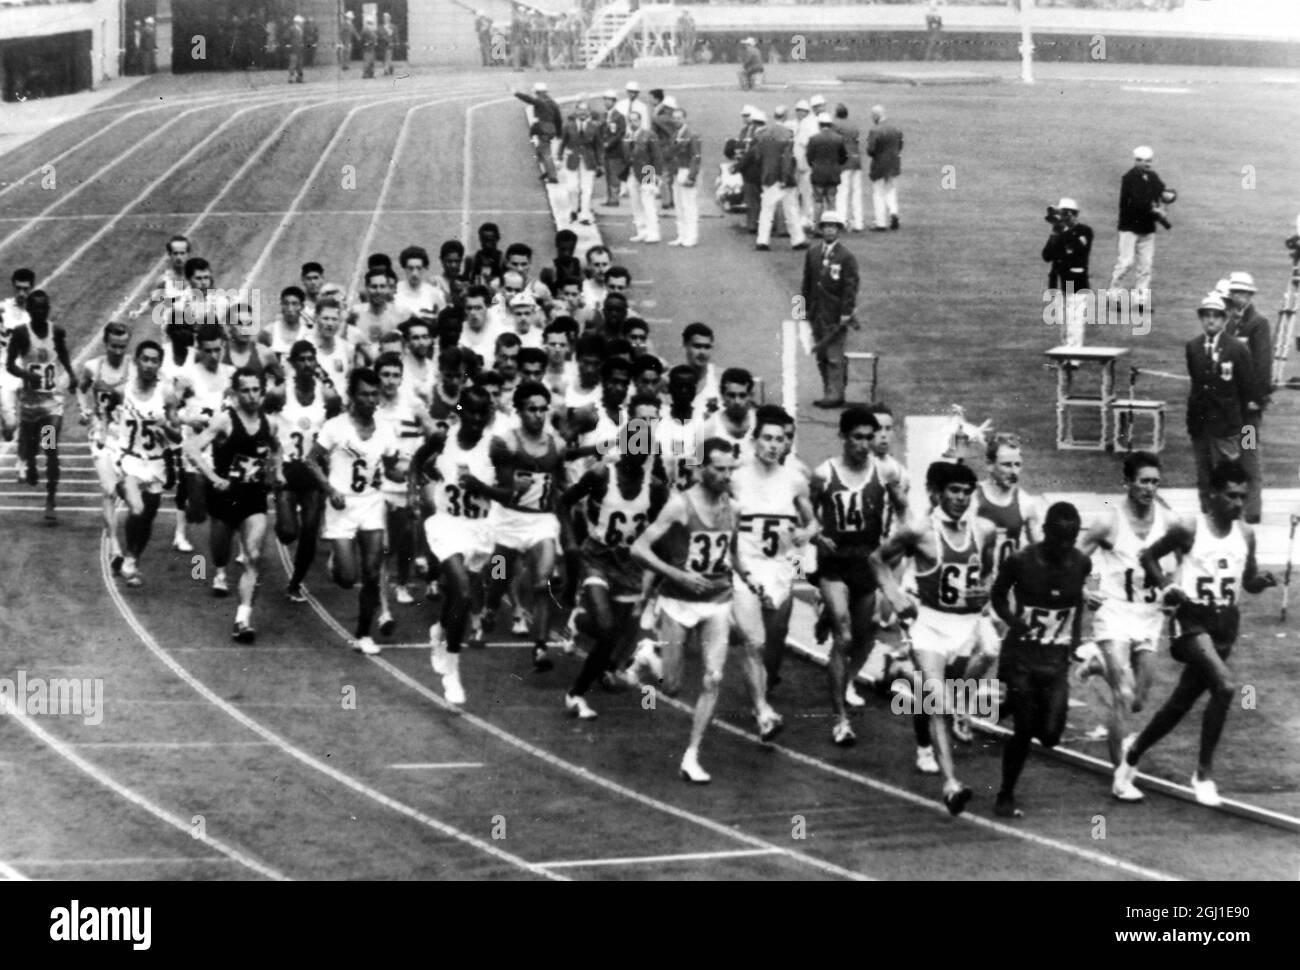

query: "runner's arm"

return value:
[185, 409, 232, 486]
[1241, 525, 1278, 594]
[1139, 517, 1195, 600]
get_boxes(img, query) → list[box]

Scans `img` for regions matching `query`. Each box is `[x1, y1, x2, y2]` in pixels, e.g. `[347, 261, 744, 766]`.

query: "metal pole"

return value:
[1019, 0, 1035, 85]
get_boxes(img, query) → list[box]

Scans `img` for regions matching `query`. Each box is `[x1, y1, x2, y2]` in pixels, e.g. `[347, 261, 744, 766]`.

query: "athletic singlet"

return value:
[14, 324, 64, 417]
[698, 412, 754, 462]
[222, 342, 272, 380]
[493, 428, 564, 513]
[375, 391, 425, 493]
[401, 352, 435, 402]
[1096, 502, 1174, 606]
[310, 336, 353, 392]
[914, 513, 988, 614]
[316, 413, 398, 498]
[115, 380, 170, 468]
[586, 466, 653, 549]
[267, 316, 314, 357]
[655, 412, 702, 491]
[428, 386, 461, 437]
[275, 381, 328, 465]
[656, 489, 736, 603]
[426, 434, 493, 520]
[975, 484, 1026, 566]
[572, 403, 624, 485]
[814, 456, 886, 557]
[1005, 546, 1091, 648]
[213, 408, 275, 487]
[86, 355, 133, 442]
[180, 361, 233, 427]
[1177, 514, 1248, 611]
[732, 458, 802, 562]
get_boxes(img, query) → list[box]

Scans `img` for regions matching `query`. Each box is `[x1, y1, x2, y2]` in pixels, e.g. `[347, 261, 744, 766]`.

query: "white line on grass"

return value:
[537, 848, 782, 869]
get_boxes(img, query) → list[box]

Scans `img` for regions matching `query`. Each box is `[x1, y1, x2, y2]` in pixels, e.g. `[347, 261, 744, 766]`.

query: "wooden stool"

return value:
[845, 351, 880, 403]
[1112, 399, 1166, 453]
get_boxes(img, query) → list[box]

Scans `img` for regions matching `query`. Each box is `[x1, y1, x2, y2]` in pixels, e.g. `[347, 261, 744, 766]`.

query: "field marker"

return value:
[69, 741, 278, 750]
[389, 762, 485, 770]
[537, 848, 782, 869]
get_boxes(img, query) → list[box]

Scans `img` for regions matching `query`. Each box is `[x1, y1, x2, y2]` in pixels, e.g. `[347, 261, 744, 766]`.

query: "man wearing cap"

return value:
[559, 100, 603, 226]
[806, 114, 848, 226]
[360, 17, 379, 78]
[801, 214, 860, 408]
[1109, 147, 1167, 302]
[475, 11, 495, 67]
[287, 15, 306, 83]
[339, 10, 358, 70]
[739, 37, 764, 91]
[1185, 295, 1255, 515]
[1042, 198, 1094, 347]
[142, 16, 157, 74]
[794, 100, 819, 230]
[1224, 271, 1273, 523]
[667, 107, 703, 248]
[678, 8, 697, 65]
[749, 109, 807, 252]
[616, 82, 649, 134]
[514, 84, 563, 184]
[866, 104, 903, 231]
[723, 106, 762, 234]
[598, 91, 628, 207]
[624, 108, 663, 244]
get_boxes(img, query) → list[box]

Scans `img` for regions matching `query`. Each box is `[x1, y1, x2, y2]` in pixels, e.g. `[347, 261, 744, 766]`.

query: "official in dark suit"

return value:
[1185, 295, 1255, 514]
[866, 104, 903, 231]
[514, 83, 563, 184]
[1224, 271, 1273, 522]
[599, 91, 627, 206]
[1041, 198, 1094, 347]
[805, 115, 847, 227]
[747, 117, 806, 251]
[624, 110, 663, 244]
[800, 213, 860, 408]
[559, 101, 604, 226]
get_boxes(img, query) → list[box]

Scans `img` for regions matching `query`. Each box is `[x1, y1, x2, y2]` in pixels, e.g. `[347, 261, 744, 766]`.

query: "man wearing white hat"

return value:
[339, 10, 358, 71]
[558, 100, 603, 226]
[1109, 146, 1167, 302]
[801, 213, 859, 407]
[749, 109, 807, 252]
[739, 37, 764, 90]
[1185, 295, 1255, 515]
[142, 16, 157, 74]
[667, 107, 703, 248]
[288, 15, 306, 84]
[1224, 270, 1272, 522]
[616, 82, 649, 134]
[1041, 197, 1093, 347]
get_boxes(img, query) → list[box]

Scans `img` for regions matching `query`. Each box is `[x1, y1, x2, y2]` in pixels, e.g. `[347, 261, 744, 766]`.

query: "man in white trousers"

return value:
[866, 104, 903, 232]
[833, 103, 866, 232]
[794, 99, 819, 231]
[749, 110, 808, 252]
[668, 107, 703, 248]
[558, 100, 603, 226]
[625, 108, 664, 244]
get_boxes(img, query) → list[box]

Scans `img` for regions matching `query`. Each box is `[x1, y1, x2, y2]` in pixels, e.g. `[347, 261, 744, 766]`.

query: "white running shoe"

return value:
[121, 558, 142, 587]
[354, 636, 380, 655]
[633, 639, 662, 681]
[951, 713, 973, 744]
[466, 613, 484, 648]
[679, 749, 711, 784]
[1191, 772, 1222, 807]
[394, 585, 415, 605]
[430, 624, 448, 675]
[378, 610, 395, 636]
[916, 745, 940, 774]
[172, 534, 193, 553]
[442, 654, 465, 705]
[565, 692, 598, 720]
[511, 612, 530, 636]
[212, 572, 230, 598]
[845, 682, 867, 708]
[831, 719, 856, 747]
[1112, 735, 1143, 801]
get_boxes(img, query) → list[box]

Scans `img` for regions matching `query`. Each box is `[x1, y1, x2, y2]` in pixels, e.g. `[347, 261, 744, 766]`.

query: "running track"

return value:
[0, 68, 1295, 882]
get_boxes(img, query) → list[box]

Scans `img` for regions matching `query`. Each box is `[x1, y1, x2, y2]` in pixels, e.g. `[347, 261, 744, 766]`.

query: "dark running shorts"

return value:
[1170, 603, 1239, 656]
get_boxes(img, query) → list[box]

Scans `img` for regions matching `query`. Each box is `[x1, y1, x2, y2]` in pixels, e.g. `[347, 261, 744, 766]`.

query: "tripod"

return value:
[1271, 226, 1300, 390]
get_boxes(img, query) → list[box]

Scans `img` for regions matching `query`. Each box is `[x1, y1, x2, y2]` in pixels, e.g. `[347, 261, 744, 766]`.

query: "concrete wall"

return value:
[0, 0, 124, 82]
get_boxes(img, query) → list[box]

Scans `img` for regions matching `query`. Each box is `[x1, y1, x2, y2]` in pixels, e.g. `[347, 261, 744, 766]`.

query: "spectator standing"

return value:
[287, 16, 305, 84]
[1185, 296, 1255, 515]
[866, 104, 903, 231]
[1109, 146, 1167, 303]
[833, 104, 865, 232]
[806, 114, 847, 226]
[599, 90, 628, 207]
[1223, 271, 1273, 523]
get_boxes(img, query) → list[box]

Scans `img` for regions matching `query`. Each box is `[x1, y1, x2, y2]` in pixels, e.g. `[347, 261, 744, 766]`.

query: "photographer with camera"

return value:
[1109, 146, 1173, 308]
[1042, 197, 1094, 347]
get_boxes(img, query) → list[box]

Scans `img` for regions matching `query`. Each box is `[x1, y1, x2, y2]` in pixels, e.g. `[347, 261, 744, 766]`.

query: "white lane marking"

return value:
[5, 683, 287, 882]
[0, 861, 28, 881]
[69, 741, 279, 749]
[1121, 86, 1192, 94]
[389, 762, 485, 770]
[460, 96, 517, 246]
[537, 848, 782, 869]
[102, 537, 564, 882]
[274, 541, 870, 883]
[11, 857, 236, 867]
[0, 208, 554, 223]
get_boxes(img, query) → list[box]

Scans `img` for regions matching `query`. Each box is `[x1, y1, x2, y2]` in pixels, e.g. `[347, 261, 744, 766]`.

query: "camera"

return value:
[1151, 188, 1177, 230]
[1045, 205, 1062, 225]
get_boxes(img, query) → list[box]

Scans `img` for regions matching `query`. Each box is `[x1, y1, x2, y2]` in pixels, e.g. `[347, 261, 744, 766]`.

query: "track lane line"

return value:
[6, 676, 287, 882]
[0, 861, 28, 881]
[274, 544, 870, 882]
[99, 538, 565, 882]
